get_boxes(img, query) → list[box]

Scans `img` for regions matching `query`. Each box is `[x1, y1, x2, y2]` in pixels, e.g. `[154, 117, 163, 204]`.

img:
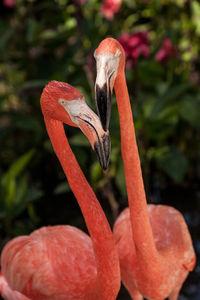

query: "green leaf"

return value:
[155, 147, 188, 183]
[150, 83, 192, 119]
[14, 177, 27, 206]
[192, 0, 200, 35]
[69, 134, 89, 147]
[90, 161, 102, 183]
[27, 187, 43, 202]
[12, 177, 28, 216]
[2, 149, 35, 185]
[64, 18, 76, 30]
[26, 19, 41, 43]
[27, 203, 39, 223]
[54, 182, 70, 194]
[4, 178, 16, 210]
[180, 96, 200, 130]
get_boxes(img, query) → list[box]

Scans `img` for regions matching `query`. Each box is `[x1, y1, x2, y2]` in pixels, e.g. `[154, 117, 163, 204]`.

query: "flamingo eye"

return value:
[59, 99, 66, 106]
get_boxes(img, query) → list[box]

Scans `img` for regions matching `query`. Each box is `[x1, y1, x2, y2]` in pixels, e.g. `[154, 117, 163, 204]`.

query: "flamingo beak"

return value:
[95, 75, 112, 132]
[59, 97, 111, 170]
[94, 132, 110, 170]
[94, 50, 121, 131]
[78, 117, 110, 170]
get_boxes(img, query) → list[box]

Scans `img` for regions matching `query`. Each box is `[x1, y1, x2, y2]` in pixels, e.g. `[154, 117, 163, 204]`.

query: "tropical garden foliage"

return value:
[0, 0, 200, 298]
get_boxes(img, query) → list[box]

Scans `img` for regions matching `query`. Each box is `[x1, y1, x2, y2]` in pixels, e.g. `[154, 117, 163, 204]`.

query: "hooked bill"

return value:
[94, 133, 110, 170]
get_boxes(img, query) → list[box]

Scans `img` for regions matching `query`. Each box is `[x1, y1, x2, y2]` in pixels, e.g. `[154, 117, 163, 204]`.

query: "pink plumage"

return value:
[94, 38, 196, 300]
[0, 81, 120, 300]
[1, 226, 98, 299]
[0, 272, 29, 300]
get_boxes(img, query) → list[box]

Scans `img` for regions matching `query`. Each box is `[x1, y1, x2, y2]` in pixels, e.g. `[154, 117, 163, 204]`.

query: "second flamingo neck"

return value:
[115, 73, 158, 262]
[44, 118, 120, 300]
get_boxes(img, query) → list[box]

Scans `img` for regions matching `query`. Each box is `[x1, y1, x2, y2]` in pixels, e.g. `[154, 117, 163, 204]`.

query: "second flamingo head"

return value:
[94, 38, 125, 131]
[41, 80, 110, 170]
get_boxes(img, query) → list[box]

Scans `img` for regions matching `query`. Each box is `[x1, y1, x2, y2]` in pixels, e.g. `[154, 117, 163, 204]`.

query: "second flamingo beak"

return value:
[94, 50, 121, 131]
[59, 97, 110, 170]
[94, 45, 122, 131]
[95, 74, 112, 132]
[78, 115, 110, 170]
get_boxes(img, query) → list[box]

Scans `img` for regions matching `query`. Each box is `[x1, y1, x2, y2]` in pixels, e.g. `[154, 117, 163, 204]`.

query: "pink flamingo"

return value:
[0, 80, 120, 300]
[0, 273, 29, 300]
[94, 38, 196, 300]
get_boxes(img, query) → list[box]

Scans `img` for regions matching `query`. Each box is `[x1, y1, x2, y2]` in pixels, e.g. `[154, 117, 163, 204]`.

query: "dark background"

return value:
[0, 0, 199, 299]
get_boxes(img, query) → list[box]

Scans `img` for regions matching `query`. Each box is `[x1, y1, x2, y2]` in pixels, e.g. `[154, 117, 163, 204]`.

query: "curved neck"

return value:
[44, 117, 120, 300]
[114, 72, 159, 263]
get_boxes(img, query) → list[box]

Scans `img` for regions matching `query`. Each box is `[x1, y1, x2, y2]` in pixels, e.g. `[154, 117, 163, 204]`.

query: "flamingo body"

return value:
[94, 38, 196, 300]
[114, 205, 195, 299]
[1, 226, 99, 300]
[0, 272, 30, 300]
[0, 81, 120, 300]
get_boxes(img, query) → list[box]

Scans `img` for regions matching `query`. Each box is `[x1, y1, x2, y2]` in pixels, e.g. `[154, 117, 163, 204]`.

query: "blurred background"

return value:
[0, 0, 199, 299]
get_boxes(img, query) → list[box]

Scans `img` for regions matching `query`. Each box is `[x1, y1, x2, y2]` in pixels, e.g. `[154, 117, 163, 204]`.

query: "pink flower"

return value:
[155, 38, 177, 64]
[118, 32, 150, 69]
[3, 0, 16, 7]
[101, 0, 122, 20]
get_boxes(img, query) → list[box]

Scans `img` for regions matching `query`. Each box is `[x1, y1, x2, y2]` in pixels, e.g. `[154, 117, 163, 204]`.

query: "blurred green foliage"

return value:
[0, 0, 199, 239]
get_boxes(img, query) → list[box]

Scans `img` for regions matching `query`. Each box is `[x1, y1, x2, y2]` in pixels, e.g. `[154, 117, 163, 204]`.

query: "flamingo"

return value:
[0, 80, 121, 300]
[0, 273, 30, 300]
[94, 38, 196, 300]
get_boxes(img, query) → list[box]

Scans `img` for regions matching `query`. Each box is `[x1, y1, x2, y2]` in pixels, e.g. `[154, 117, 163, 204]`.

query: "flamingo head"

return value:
[94, 38, 125, 131]
[41, 80, 110, 170]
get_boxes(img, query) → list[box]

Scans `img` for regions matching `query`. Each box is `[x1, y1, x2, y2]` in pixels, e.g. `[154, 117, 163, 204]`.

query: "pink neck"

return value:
[44, 117, 120, 300]
[114, 72, 159, 263]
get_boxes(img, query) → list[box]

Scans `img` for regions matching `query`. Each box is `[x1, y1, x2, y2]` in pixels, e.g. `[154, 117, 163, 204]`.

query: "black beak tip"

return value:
[102, 133, 110, 164]
[94, 134, 110, 170]
[102, 164, 108, 171]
